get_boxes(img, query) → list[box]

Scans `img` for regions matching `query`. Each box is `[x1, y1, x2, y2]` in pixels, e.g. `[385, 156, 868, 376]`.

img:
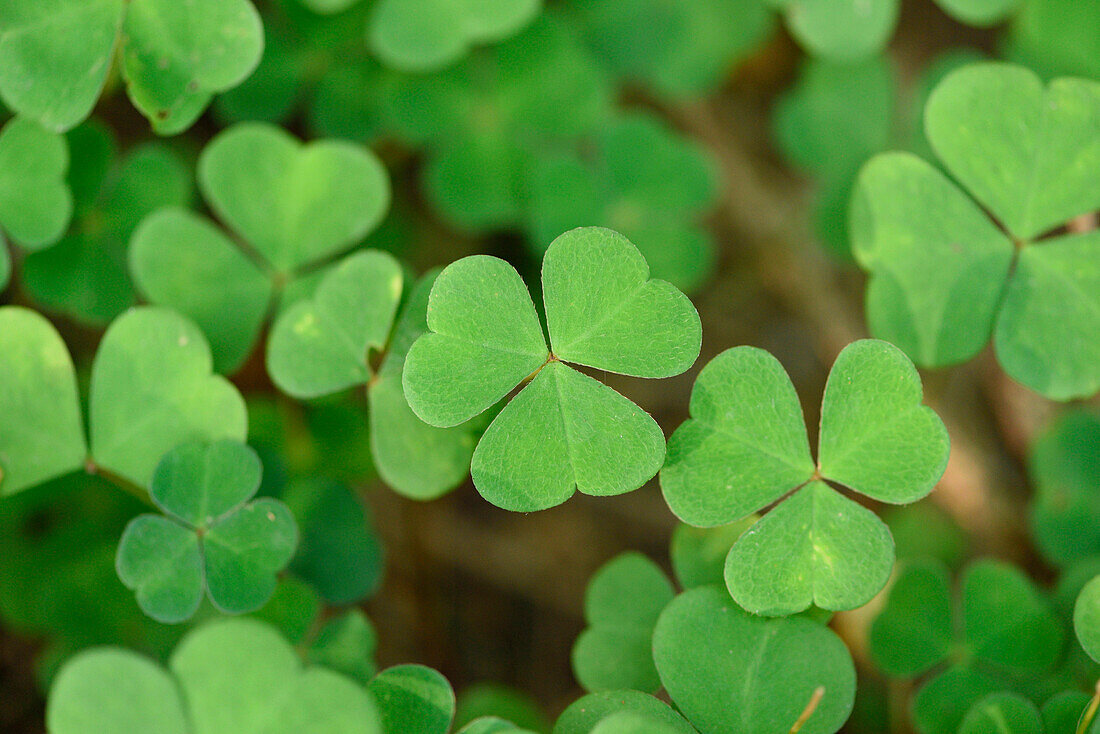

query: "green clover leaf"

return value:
[770, 0, 900, 61]
[1005, 0, 1099, 81]
[368, 0, 541, 72]
[852, 62, 1100, 399]
[660, 339, 947, 615]
[1074, 575, 1100, 665]
[589, 712, 684, 734]
[669, 519, 755, 589]
[307, 609, 379, 685]
[934, 0, 1020, 26]
[958, 693, 1042, 734]
[525, 113, 719, 292]
[554, 690, 695, 734]
[368, 664, 456, 734]
[458, 718, 539, 734]
[116, 440, 297, 623]
[652, 585, 856, 734]
[403, 227, 702, 511]
[0, 0, 263, 133]
[0, 307, 86, 495]
[571, 552, 675, 693]
[130, 122, 390, 373]
[565, 0, 773, 99]
[0, 116, 72, 249]
[455, 684, 550, 732]
[23, 124, 192, 325]
[47, 618, 383, 733]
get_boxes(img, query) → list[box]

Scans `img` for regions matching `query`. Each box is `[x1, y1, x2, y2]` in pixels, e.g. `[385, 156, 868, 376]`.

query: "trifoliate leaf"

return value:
[369, 664, 456, 734]
[554, 690, 695, 734]
[0, 116, 71, 248]
[0, 307, 86, 495]
[869, 559, 954, 677]
[572, 553, 675, 693]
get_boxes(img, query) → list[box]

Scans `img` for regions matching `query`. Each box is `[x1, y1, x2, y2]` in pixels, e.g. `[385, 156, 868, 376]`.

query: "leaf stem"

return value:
[788, 686, 825, 734]
[1076, 678, 1100, 734]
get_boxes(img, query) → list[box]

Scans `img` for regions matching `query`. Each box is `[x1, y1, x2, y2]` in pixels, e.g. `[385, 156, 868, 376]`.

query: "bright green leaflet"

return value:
[368, 664, 456, 734]
[459, 718, 539, 734]
[571, 552, 675, 693]
[724, 481, 894, 616]
[404, 227, 701, 511]
[0, 308, 86, 495]
[775, 0, 900, 61]
[958, 693, 1042, 734]
[307, 610, 378, 685]
[1028, 411, 1100, 567]
[653, 585, 856, 734]
[553, 690, 695, 734]
[935, 0, 1020, 26]
[25, 137, 192, 326]
[116, 441, 298, 622]
[869, 560, 953, 677]
[670, 519, 755, 589]
[88, 307, 248, 488]
[131, 123, 391, 373]
[661, 340, 947, 615]
[48, 619, 382, 733]
[0, 116, 71, 249]
[369, 0, 542, 72]
[1074, 576, 1100, 664]
[267, 250, 402, 398]
[566, 0, 773, 99]
[853, 63, 1100, 399]
[525, 113, 719, 292]
[0, 0, 262, 133]
[589, 712, 683, 734]
[911, 667, 1005, 734]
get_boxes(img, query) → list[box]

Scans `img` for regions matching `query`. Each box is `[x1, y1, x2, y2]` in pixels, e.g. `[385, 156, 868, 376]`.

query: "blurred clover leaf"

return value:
[130, 122, 390, 373]
[934, 0, 1020, 26]
[669, 519, 755, 589]
[0, 0, 263, 134]
[368, 664, 456, 734]
[571, 552, 675, 693]
[660, 339, 948, 615]
[47, 618, 383, 733]
[958, 693, 1042, 734]
[116, 440, 297, 623]
[1005, 0, 1100, 81]
[525, 113, 719, 293]
[564, 0, 773, 99]
[388, 14, 612, 232]
[402, 227, 702, 512]
[455, 684, 550, 732]
[0, 305, 247, 495]
[767, 0, 899, 61]
[554, 690, 694, 734]
[871, 559, 1065, 734]
[307, 609, 379, 685]
[0, 116, 72, 250]
[852, 62, 1100, 399]
[653, 585, 856, 734]
[369, 0, 542, 72]
[1028, 411, 1100, 568]
[23, 122, 192, 325]
[1074, 575, 1100, 665]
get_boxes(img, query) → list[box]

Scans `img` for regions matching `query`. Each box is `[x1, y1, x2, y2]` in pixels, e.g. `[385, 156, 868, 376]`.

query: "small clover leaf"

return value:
[661, 339, 948, 615]
[571, 552, 675, 693]
[852, 62, 1100, 399]
[48, 618, 383, 734]
[1074, 575, 1100, 664]
[0, 0, 263, 133]
[368, 664, 456, 734]
[589, 712, 684, 734]
[368, 0, 542, 72]
[959, 693, 1042, 734]
[130, 123, 391, 373]
[771, 0, 900, 61]
[554, 690, 695, 734]
[0, 116, 72, 249]
[403, 227, 701, 512]
[525, 113, 720, 292]
[117, 440, 297, 622]
[0, 307, 87, 495]
[307, 609, 379, 685]
[652, 585, 856, 734]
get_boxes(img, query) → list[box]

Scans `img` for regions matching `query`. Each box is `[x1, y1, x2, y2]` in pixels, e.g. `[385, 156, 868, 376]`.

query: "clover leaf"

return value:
[571, 552, 675, 693]
[565, 0, 773, 99]
[368, 0, 541, 72]
[660, 339, 948, 615]
[0, 0, 263, 133]
[130, 122, 390, 373]
[652, 585, 856, 734]
[455, 684, 550, 732]
[852, 62, 1100, 399]
[368, 664, 456, 734]
[47, 618, 383, 734]
[116, 440, 297, 623]
[525, 113, 719, 292]
[769, 0, 900, 61]
[934, 0, 1020, 26]
[1005, 0, 1100, 81]
[959, 693, 1042, 734]
[554, 690, 695, 734]
[669, 519, 755, 589]
[1074, 576, 1100, 665]
[0, 116, 72, 250]
[307, 609, 379, 685]
[459, 719, 539, 734]
[403, 227, 701, 511]
[23, 123, 192, 325]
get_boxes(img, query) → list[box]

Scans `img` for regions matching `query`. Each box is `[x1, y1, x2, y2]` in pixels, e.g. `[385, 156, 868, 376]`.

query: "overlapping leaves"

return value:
[661, 339, 948, 615]
[852, 63, 1100, 399]
[403, 226, 701, 511]
[116, 441, 297, 623]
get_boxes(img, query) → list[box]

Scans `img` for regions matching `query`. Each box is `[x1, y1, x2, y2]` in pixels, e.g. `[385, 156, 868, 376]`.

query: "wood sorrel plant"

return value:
[0, 3, 1097, 734]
